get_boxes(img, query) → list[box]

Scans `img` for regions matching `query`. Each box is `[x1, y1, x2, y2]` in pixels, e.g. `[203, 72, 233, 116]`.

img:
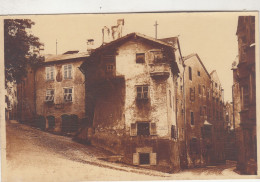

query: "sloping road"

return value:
[5, 122, 240, 181]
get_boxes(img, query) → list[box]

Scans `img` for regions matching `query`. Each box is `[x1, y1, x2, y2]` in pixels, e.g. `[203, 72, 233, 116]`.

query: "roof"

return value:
[91, 32, 175, 55]
[159, 37, 178, 47]
[44, 52, 89, 64]
[183, 53, 210, 78]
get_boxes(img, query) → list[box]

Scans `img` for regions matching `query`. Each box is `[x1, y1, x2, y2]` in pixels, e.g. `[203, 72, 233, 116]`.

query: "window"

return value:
[136, 53, 145, 63]
[197, 71, 200, 76]
[169, 90, 172, 108]
[190, 87, 195, 101]
[189, 67, 192, 81]
[64, 64, 72, 79]
[131, 122, 156, 136]
[137, 122, 150, 136]
[139, 153, 150, 165]
[46, 66, 54, 81]
[171, 125, 177, 139]
[106, 64, 114, 72]
[45, 89, 54, 102]
[190, 111, 194, 125]
[136, 85, 149, 100]
[215, 82, 218, 88]
[133, 152, 156, 165]
[242, 85, 249, 109]
[198, 84, 201, 95]
[64, 88, 73, 102]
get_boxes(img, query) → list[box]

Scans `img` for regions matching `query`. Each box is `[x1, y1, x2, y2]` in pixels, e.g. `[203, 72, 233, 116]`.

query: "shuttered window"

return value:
[150, 153, 157, 165]
[131, 122, 156, 136]
[150, 123, 157, 135]
[130, 123, 137, 136]
[133, 153, 139, 165]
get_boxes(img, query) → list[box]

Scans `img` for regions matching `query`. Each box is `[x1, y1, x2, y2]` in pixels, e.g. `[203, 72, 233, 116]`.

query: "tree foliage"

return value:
[4, 19, 44, 84]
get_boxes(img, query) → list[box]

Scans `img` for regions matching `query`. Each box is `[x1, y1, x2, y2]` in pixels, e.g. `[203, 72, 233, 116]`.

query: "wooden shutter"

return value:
[147, 51, 153, 64]
[150, 123, 157, 135]
[130, 123, 137, 136]
[150, 153, 157, 165]
[133, 153, 139, 165]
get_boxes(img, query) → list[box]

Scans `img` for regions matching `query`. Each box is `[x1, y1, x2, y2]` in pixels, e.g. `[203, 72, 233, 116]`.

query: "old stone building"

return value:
[233, 16, 257, 174]
[17, 52, 88, 133]
[80, 32, 183, 172]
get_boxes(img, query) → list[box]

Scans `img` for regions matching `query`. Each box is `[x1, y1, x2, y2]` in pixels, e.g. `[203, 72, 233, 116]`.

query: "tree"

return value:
[4, 19, 44, 84]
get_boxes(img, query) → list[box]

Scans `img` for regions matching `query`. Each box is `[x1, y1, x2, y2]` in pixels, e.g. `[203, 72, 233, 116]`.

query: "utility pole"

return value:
[154, 21, 158, 39]
[56, 39, 58, 55]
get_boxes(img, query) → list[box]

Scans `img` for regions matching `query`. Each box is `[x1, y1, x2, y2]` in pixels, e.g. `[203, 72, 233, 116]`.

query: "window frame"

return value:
[136, 85, 149, 100]
[45, 89, 54, 102]
[190, 111, 194, 125]
[136, 53, 145, 64]
[63, 87, 73, 102]
[63, 64, 73, 79]
[46, 66, 55, 81]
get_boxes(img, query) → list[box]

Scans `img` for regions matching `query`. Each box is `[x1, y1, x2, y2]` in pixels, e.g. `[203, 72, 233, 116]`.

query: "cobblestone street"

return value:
[4, 122, 241, 182]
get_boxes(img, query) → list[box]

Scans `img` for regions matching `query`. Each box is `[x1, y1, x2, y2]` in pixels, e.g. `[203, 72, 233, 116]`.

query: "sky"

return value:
[25, 12, 255, 102]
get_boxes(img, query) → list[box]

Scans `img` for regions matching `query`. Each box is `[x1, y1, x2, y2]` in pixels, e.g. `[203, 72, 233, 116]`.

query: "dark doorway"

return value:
[139, 153, 150, 165]
[61, 114, 70, 133]
[35, 115, 46, 130]
[47, 115, 55, 130]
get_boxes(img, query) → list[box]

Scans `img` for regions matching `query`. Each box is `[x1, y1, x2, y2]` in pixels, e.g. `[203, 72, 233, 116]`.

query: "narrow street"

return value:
[5, 122, 240, 181]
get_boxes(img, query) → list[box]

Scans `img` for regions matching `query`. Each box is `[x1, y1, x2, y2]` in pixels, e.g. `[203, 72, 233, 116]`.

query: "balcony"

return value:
[149, 63, 170, 78]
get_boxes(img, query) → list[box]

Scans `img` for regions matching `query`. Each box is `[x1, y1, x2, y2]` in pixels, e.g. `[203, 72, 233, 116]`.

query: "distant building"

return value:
[181, 54, 225, 167]
[233, 16, 257, 175]
[80, 32, 183, 172]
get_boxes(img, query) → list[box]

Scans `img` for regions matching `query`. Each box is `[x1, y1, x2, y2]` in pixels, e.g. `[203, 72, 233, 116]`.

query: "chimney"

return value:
[111, 19, 124, 40]
[117, 19, 124, 38]
[102, 26, 110, 44]
[87, 39, 94, 54]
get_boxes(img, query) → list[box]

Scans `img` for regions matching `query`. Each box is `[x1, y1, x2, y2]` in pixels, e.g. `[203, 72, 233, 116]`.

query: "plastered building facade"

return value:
[81, 33, 183, 172]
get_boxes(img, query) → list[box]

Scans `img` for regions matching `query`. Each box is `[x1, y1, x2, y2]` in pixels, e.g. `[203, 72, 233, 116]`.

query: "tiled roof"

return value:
[44, 52, 89, 63]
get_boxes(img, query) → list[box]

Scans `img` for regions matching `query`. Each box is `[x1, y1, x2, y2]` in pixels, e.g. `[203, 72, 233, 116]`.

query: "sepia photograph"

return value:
[1, 12, 259, 181]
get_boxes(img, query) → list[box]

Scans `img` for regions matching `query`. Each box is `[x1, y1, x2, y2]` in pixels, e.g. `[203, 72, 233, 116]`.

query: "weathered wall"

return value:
[35, 60, 85, 131]
[87, 37, 181, 171]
